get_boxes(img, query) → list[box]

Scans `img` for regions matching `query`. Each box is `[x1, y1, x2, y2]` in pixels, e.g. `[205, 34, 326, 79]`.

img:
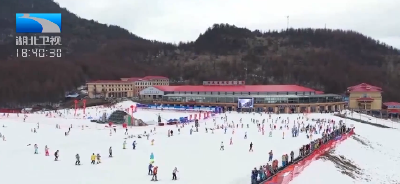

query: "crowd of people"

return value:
[251, 118, 351, 184]
[1, 104, 355, 183]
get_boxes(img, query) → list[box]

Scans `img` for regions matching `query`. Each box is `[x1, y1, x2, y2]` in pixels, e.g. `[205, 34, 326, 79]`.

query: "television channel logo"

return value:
[16, 13, 61, 33]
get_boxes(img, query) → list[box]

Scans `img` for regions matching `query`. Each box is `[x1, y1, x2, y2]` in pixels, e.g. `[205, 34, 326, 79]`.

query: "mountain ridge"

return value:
[0, 0, 400, 105]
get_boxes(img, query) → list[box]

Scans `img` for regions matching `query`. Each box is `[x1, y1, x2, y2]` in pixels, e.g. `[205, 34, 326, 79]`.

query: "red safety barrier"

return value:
[0, 109, 22, 113]
[264, 128, 355, 184]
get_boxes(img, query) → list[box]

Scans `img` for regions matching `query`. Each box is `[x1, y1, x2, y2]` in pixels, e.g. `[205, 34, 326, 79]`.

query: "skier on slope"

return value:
[148, 163, 153, 175]
[151, 166, 158, 181]
[54, 150, 59, 161]
[172, 167, 179, 180]
[220, 141, 224, 151]
[109, 147, 113, 157]
[249, 142, 253, 152]
[268, 150, 273, 161]
[91, 153, 96, 164]
[132, 140, 137, 149]
[34, 144, 38, 154]
[123, 140, 127, 149]
[96, 153, 101, 164]
[75, 154, 81, 165]
[45, 145, 49, 156]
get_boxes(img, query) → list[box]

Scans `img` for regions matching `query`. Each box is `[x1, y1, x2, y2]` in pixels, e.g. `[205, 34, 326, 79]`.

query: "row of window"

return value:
[93, 82, 168, 88]
[92, 87, 153, 93]
[104, 92, 162, 98]
[161, 96, 343, 103]
[168, 91, 316, 95]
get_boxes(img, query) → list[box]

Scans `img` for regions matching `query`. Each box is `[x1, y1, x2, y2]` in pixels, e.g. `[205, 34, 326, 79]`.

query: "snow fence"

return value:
[261, 128, 355, 184]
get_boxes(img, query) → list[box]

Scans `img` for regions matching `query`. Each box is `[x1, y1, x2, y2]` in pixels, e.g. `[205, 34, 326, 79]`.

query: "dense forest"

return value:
[1, 0, 400, 106]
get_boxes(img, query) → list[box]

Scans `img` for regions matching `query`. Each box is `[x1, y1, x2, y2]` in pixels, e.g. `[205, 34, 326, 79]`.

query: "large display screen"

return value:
[238, 98, 254, 108]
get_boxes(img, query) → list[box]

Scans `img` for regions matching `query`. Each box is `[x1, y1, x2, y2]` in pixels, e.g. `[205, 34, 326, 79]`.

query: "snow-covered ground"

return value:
[291, 111, 400, 184]
[0, 103, 399, 184]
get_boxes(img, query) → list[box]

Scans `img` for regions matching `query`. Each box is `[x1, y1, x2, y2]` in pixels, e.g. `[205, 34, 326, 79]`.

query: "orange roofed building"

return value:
[86, 76, 169, 98]
[347, 83, 383, 110]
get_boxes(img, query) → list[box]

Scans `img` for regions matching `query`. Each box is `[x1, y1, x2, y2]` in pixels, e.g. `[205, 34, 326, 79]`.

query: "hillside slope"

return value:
[1, 0, 400, 105]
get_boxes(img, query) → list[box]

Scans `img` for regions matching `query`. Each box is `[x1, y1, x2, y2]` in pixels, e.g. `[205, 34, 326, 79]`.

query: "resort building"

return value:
[86, 76, 169, 98]
[347, 83, 383, 110]
[139, 81, 345, 113]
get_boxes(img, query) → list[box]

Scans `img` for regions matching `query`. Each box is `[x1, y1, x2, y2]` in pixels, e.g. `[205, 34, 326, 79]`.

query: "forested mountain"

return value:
[1, 0, 400, 106]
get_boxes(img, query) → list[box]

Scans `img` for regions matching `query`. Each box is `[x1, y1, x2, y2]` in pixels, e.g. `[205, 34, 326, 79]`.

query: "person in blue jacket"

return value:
[251, 168, 258, 184]
[292, 127, 296, 137]
[148, 163, 153, 175]
[258, 166, 265, 181]
[150, 152, 154, 160]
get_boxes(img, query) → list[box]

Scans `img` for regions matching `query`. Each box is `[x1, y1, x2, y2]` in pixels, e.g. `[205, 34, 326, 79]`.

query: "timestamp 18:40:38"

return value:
[17, 48, 62, 58]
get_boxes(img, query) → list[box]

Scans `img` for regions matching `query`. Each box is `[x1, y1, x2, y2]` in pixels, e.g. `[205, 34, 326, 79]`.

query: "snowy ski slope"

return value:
[291, 111, 400, 184]
[0, 102, 399, 184]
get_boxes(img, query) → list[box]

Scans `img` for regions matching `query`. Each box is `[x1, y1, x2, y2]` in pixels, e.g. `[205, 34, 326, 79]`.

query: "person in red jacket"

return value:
[151, 166, 158, 181]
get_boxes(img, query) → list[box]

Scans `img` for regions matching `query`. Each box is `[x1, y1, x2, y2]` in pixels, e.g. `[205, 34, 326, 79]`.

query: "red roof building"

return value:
[138, 82, 346, 112]
[383, 102, 400, 114]
[347, 83, 383, 110]
[347, 83, 382, 92]
[152, 85, 316, 93]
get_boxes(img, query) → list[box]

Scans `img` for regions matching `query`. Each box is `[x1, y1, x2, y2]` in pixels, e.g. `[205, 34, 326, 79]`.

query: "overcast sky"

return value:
[54, 0, 400, 49]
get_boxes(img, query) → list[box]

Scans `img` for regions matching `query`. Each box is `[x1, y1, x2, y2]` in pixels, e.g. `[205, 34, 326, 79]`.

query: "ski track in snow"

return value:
[0, 104, 399, 184]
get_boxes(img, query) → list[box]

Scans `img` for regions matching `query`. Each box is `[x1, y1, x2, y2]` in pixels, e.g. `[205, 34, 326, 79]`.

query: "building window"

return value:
[362, 94, 368, 97]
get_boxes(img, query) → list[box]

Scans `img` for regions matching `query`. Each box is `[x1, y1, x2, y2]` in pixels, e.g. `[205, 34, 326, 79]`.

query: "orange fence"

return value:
[262, 128, 355, 184]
